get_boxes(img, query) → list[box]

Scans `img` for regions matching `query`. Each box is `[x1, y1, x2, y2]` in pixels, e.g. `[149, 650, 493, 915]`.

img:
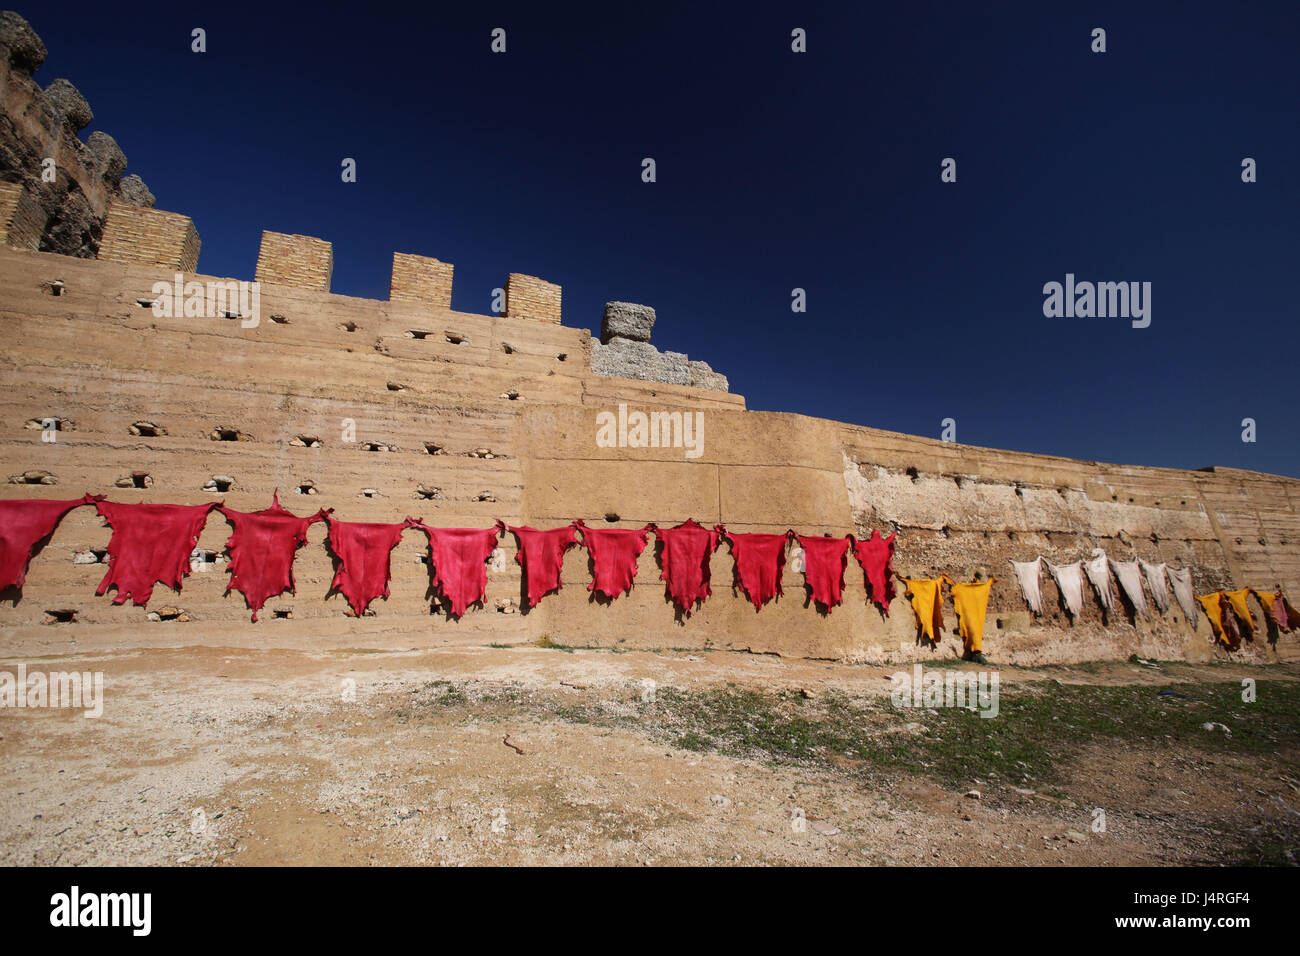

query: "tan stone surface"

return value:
[0, 243, 1296, 667]
[98, 201, 199, 271]
[254, 230, 333, 291]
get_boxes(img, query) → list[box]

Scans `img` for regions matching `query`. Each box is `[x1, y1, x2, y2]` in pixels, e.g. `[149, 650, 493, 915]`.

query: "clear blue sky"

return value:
[27, 1, 1300, 477]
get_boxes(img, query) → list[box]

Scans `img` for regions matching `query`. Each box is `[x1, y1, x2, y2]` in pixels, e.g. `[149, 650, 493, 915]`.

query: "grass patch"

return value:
[542, 679, 1300, 790]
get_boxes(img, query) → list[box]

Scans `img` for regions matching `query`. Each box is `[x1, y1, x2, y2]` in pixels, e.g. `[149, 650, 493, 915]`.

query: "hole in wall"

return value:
[135, 297, 156, 308]
[73, 547, 108, 565]
[148, 606, 188, 622]
[209, 427, 244, 442]
[474, 491, 496, 503]
[270, 314, 289, 324]
[1014, 484, 1025, 498]
[24, 417, 73, 432]
[604, 512, 620, 523]
[939, 525, 951, 538]
[405, 329, 432, 339]
[905, 467, 919, 482]
[469, 448, 496, 459]
[500, 390, 520, 401]
[273, 608, 292, 620]
[501, 342, 516, 354]
[359, 441, 396, 452]
[423, 442, 444, 455]
[115, 472, 152, 489]
[445, 332, 467, 345]
[290, 435, 322, 448]
[339, 321, 358, 332]
[386, 382, 408, 392]
[129, 421, 166, 437]
[557, 353, 567, 362]
[43, 608, 77, 623]
[203, 475, 234, 493]
[295, 480, 317, 495]
[415, 485, 442, 500]
[9, 470, 56, 485]
[45, 279, 65, 296]
[360, 488, 381, 499]
[190, 548, 219, 568]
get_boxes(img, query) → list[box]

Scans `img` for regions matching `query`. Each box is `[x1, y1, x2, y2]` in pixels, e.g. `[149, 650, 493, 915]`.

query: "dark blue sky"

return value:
[28, 1, 1300, 477]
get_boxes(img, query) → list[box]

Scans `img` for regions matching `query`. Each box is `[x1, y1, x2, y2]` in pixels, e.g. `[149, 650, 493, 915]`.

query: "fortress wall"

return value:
[0, 241, 1296, 665]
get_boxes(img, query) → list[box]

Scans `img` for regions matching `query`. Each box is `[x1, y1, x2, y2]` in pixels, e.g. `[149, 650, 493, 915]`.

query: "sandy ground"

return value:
[1, 644, 1297, 866]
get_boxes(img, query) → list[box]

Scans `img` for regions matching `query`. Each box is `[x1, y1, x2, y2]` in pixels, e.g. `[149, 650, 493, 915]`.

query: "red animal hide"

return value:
[324, 515, 413, 616]
[411, 522, 503, 617]
[852, 530, 897, 614]
[796, 534, 851, 611]
[654, 519, 719, 615]
[506, 523, 579, 608]
[1271, 592, 1300, 632]
[0, 494, 101, 592]
[94, 500, 219, 606]
[721, 530, 790, 608]
[220, 494, 328, 621]
[577, 523, 649, 600]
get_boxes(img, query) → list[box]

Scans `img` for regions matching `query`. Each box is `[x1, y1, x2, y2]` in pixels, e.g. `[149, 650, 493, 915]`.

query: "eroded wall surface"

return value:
[1, 240, 1297, 665]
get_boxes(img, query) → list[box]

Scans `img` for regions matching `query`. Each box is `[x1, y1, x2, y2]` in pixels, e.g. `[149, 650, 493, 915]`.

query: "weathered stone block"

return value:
[44, 78, 92, 132]
[85, 131, 127, 184]
[591, 337, 690, 386]
[118, 174, 155, 208]
[601, 301, 655, 343]
[688, 359, 729, 392]
[0, 10, 46, 73]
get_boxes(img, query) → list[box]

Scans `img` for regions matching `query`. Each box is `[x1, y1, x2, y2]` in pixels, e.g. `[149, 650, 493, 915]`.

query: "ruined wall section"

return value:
[839, 424, 1299, 664]
[0, 12, 155, 258]
[590, 301, 730, 391]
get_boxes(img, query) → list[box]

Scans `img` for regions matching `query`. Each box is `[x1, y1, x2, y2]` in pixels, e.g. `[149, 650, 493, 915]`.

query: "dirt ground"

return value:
[2, 643, 1298, 866]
